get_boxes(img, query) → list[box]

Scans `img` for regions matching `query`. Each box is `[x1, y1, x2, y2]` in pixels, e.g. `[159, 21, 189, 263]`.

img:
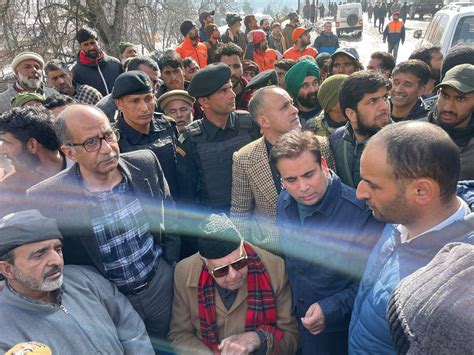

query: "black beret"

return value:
[245, 69, 278, 91]
[180, 20, 196, 37]
[188, 63, 231, 98]
[198, 214, 242, 259]
[0, 210, 62, 257]
[112, 70, 153, 99]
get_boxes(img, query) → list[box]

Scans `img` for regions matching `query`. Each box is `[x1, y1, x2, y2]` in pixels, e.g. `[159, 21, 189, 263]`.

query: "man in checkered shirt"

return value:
[45, 59, 103, 105]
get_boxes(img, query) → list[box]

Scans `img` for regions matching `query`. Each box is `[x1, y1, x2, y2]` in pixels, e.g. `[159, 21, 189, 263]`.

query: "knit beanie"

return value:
[118, 41, 134, 54]
[284, 60, 320, 99]
[388, 242, 474, 355]
[198, 213, 242, 259]
[441, 46, 474, 80]
[317, 74, 348, 113]
[11, 92, 45, 107]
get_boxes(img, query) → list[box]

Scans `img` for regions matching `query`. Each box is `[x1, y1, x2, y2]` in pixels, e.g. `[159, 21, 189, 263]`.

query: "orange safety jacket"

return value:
[253, 49, 279, 71]
[282, 46, 318, 61]
[176, 38, 208, 68]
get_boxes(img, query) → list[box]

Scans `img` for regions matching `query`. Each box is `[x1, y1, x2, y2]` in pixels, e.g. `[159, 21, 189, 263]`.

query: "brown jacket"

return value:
[230, 138, 281, 254]
[168, 245, 299, 354]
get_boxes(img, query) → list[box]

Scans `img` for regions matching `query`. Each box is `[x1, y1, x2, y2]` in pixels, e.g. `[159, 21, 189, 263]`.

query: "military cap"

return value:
[112, 70, 153, 99]
[0, 210, 62, 257]
[435, 64, 474, 94]
[188, 63, 231, 98]
[245, 69, 278, 91]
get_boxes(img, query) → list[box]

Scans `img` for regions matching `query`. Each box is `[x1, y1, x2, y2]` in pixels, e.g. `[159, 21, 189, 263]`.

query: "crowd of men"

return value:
[0, 7, 473, 355]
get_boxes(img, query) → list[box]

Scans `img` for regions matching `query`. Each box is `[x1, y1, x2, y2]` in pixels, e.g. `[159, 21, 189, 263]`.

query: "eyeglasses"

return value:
[209, 243, 248, 278]
[66, 130, 120, 152]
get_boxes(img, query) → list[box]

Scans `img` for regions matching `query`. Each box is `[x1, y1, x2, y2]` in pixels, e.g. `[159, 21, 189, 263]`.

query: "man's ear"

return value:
[0, 261, 14, 280]
[115, 98, 124, 112]
[345, 107, 357, 126]
[198, 97, 209, 110]
[410, 178, 437, 206]
[26, 138, 39, 155]
[61, 146, 77, 163]
[256, 114, 270, 129]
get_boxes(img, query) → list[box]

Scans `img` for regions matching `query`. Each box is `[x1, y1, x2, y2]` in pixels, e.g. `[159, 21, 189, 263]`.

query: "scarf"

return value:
[198, 243, 283, 353]
[79, 50, 105, 65]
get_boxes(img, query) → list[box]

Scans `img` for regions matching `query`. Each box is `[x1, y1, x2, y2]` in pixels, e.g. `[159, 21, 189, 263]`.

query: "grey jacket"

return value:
[0, 84, 58, 114]
[0, 265, 154, 354]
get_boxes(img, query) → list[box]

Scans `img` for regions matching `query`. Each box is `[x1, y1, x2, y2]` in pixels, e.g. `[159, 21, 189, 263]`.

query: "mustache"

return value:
[44, 265, 62, 278]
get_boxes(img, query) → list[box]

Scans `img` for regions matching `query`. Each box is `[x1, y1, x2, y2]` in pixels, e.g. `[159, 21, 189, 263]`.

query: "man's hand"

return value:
[301, 303, 326, 335]
[217, 331, 261, 355]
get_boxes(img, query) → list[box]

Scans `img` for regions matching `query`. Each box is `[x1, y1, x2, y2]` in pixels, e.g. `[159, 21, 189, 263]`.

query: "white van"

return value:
[414, 3, 474, 54]
[335, 3, 363, 37]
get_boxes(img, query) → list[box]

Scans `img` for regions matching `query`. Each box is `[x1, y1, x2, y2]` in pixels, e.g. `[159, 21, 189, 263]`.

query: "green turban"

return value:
[284, 60, 320, 99]
[11, 92, 45, 108]
[118, 41, 135, 54]
[317, 74, 348, 113]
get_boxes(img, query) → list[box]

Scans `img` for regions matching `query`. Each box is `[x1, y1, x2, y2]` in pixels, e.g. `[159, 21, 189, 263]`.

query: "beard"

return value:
[85, 49, 100, 59]
[189, 31, 199, 40]
[12, 265, 63, 292]
[356, 114, 385, 137]
[301, 37, 311, 46]
[298, 92, 318, 109]
[9, 145, 40, 172]
[17, 72, 42, 90]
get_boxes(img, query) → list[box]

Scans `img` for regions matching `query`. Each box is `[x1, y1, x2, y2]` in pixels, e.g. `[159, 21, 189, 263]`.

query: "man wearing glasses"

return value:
[169, 213, 299, 354]
[27, 104, 180, 348]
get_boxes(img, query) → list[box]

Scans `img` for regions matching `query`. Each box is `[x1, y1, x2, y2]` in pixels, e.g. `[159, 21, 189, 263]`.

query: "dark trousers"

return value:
[127, 257, 174, 351]
[379, 17, 386, 32]
[388, 41, 401, 60]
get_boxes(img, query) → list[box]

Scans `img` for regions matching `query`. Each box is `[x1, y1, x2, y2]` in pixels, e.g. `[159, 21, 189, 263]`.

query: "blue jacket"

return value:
[276, 173, 385, 354]
[349, 206, 474, 354]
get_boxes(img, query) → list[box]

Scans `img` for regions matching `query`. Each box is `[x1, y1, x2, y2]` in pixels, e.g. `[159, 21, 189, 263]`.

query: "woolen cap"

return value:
[157, 89, 195, 111]
[226, 13, 242, 26]
[292, 27, 312, 43]
[317, 74, 348, 112]
[249, 30, 267, 45]
[11, 92, 45, 107]
[180, 20, 197, 37]
[388, 242, 474, 354]
[198, 214, 242, 259]
[11, 52, 45, 72]
[118, 41, 135, 54]
[0, 210, 62, 257]
[435, 63, 474, 93]
[112, 70, 153, 99]
[188, 63, 231, 98]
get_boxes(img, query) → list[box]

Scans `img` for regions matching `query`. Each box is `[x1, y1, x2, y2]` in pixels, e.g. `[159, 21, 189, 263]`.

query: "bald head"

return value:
[367, 121, 460, 203]
[55, 105, 109, 145]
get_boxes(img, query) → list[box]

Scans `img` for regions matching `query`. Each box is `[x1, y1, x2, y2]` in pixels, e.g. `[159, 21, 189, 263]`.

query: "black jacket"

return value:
[27, 150, 180, 270]
[71, 52, 123, 96]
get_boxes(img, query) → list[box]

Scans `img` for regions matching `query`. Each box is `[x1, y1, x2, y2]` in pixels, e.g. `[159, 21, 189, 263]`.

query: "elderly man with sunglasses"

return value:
[169, 213, 299, 354]
[27, 104, 180, 349]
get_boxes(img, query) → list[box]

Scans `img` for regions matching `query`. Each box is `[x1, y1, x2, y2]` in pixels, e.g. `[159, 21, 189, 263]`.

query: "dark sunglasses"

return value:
[209, 244, 248, 278]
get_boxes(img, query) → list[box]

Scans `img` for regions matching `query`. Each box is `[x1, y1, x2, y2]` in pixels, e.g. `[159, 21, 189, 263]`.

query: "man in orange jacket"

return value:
[383, 12, 405, 60]
[282, 27, 318, 61]
[244, 30, 280, 72]
[176, 20, 208, 68]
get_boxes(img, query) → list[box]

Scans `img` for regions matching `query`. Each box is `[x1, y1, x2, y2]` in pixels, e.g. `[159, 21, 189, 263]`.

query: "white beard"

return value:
[17, 72, 42, 90]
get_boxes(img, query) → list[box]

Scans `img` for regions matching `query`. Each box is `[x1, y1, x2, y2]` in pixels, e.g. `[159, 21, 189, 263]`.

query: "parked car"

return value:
[335, 3, 363, 37]
[414, 3, 474, 54]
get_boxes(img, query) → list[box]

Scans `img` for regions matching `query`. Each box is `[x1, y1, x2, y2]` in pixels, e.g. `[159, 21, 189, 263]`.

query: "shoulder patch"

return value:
[179, 121, 202, 143]
[176, 146, 187, 157]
